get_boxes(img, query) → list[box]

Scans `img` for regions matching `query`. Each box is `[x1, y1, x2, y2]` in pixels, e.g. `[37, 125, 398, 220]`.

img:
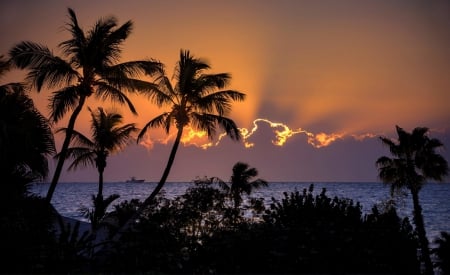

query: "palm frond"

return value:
[49, 86, 80, 123]
[5, 91, 56, 177]
[9, 41, 53, 69]
[107, 60, 163, 78]
[66, 147, 96, 170]
[0, 54, 11, 76]
[196, 73, 231, 94]
[56, 127, 94, 148]
[59, 8, 86, 65]
[137, 113, 170, 141]
[252, 178, 269, 189]
[102, 193, 121, 207]
[412, 127, 429, 139]
[379, 136, 395, 148]
[94, 81, 137, 115]
[88, 106, 102, 135]
[420, 153, 449, 181]
[9, 41, 78, 91]
[194, 113, 241, 141]
[86, 17, 121, 67]
[100, 69, 143, 92]
[191, 112, 216, 138]
[109, 123, 138, 152]
[197, 90, 246, 115]
[104, 20, 133, 63]
[137, 80, 172, 106]
[140, 74, 177, 106]
[0, 82, 27, 95]
[176, 50, 210, 94]
[28, 57, 78, 91]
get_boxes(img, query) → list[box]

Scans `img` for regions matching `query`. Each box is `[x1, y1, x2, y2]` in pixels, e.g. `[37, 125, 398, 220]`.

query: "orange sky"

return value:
[1, 0, 449, 182]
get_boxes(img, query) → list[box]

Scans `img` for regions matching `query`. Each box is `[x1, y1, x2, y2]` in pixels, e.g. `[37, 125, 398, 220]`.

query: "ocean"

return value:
[31, 181, 450, 243]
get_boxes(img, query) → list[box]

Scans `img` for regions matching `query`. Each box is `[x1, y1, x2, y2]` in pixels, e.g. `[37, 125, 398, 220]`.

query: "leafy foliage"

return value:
[197, 185, 419, 274]
[0, 55, 55, 200]
[80, 194, 121, 231]
[433, 231, 450, 274]
[93, 181, 421, 274]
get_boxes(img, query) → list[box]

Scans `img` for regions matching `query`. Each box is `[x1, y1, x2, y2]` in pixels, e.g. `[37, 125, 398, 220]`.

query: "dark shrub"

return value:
[433, 231, 450, 274]
[196, 184, 420, 274]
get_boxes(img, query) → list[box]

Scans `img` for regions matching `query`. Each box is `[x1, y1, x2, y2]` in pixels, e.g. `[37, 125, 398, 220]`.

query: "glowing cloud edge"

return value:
[138, 118, 379, 150]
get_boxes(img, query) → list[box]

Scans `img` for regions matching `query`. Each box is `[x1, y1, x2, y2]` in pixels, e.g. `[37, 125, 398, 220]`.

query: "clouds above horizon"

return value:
[1, 0, 449, 182]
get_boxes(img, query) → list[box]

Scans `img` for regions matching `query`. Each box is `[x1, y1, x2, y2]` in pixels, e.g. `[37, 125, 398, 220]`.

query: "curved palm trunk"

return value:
[100, 127, 184, 254]
[411, 189, 433, 275]
[142, 126, 183, 208]
[46, 96, 86, 203]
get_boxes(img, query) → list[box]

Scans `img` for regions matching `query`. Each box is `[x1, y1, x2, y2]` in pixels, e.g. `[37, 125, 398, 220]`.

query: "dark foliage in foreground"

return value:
[0, 195, 91, 273]
[433, 231, 450, 274]
[195, 186, 420, 274]
[93, 184, 420, 274]
[2, 178, 428, 274]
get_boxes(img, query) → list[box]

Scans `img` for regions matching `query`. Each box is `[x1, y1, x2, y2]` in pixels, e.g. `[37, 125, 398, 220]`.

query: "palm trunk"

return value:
[411, 189, 433, 275]
[97, 127, 184, 256]
[46, 96, 86, 203]
[98, 167, 104, 199]
[142, 126, 183, 207]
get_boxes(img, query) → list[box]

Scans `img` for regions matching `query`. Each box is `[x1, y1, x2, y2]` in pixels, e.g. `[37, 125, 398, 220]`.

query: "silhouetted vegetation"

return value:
[58, 107, 137, 230]
[9, 8, 161, 202]
[433, 231, 450, 274]
[0, 55, 55, 203]
[377, 125, 449, 275]
[87, 183, 420, 274]
[136, 49, 246, 207]
[2, 6, 449, 274]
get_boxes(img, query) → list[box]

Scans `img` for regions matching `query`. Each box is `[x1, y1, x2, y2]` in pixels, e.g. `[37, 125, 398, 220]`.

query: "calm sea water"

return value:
[31, 182, 450, 243]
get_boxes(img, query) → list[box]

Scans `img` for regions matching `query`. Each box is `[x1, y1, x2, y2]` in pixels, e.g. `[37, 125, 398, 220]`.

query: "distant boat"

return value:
[126, 176, 145, 183]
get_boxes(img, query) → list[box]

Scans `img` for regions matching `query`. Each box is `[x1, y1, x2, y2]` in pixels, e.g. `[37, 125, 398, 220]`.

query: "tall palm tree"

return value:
[376, 125, 448, 275]
[58, 107, 137, 199]
[0, 55, 55, 198]
[9, 8, 161, 202]
[137, 49, 246, 208]
[220, 162, 268, 210]
[59, 107, 137, 230]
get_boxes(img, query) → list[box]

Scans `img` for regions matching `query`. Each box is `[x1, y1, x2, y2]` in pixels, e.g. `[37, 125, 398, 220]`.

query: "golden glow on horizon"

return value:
[137, 118, 378, 150]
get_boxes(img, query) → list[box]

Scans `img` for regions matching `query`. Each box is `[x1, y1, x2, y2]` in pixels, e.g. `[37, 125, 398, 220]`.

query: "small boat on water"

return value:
[126, 176, 145, 183]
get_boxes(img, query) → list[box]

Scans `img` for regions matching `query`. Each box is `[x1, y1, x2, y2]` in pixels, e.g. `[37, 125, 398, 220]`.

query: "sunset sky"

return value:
[1, 0, 449, 182]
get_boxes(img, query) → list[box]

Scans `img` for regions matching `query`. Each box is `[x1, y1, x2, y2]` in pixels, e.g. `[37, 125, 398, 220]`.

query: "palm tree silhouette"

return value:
[220, 162, 268, 210]
[376, 125, 448, 275]
[59, 107, 137, 230]
[9, 8, 161, 202]
[137, 49, 246, 208]
[0, 55, 55, 198]
[58, 107, 137, 199]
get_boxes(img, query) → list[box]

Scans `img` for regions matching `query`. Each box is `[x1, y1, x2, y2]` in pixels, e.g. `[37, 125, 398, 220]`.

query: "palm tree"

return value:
[80, 193, 121, 231]
[220, 162, 268, 210]
[9, 8, 161, 203]
[137, 49, 246, 208]
[58, 107, 137, 199]
[376, 125, 449, 275]
[59, 107, 137, 230]
[0, 55, 55, 199]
